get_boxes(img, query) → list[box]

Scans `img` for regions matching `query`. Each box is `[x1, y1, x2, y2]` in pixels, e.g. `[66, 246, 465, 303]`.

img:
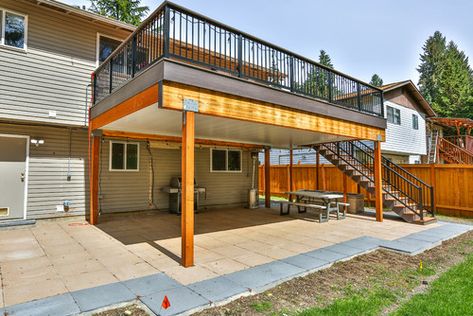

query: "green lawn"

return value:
[392, 254, 473, 316]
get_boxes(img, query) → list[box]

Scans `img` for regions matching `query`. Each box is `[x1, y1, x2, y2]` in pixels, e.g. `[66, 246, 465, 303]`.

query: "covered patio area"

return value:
[0, 206, 446, 309]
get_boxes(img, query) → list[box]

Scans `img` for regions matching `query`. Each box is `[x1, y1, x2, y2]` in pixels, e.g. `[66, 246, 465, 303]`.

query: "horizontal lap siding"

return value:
[0, 123, 88, 219]
[0, 0, 130, 126]
[99, 143, 254, 213]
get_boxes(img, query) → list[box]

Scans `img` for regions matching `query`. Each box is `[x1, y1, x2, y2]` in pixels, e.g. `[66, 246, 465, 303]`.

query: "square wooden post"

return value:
[343, 173, 348, 203]
[181, 111, 195, 267]
[374, 141, 383, 222]
[315, 147, 320, 190]
[289, 146, 294, 191]
[264, 147, 271, 208]
[89, 135, 100, 225]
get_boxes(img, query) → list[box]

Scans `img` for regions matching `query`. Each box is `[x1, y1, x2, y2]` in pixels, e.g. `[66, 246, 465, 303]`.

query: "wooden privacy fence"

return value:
[258, 164, 473, 217]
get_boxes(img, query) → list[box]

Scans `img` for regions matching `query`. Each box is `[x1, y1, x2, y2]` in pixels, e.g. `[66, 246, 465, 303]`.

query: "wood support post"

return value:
[374, 141, 383, 222]
[89, 136, 100, 225]
[289, 146, 294, 192]
[181, 111, 195, 267]
[315, 148, 320, 190]
[343, 173, 348, 203]
[264, 148, 271, 208]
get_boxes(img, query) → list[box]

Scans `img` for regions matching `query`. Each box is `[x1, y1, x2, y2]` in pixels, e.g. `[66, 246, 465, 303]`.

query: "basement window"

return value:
[211, 149, 242, 172]
[109, 141, 139, 171]
[0, 9, 27, 50]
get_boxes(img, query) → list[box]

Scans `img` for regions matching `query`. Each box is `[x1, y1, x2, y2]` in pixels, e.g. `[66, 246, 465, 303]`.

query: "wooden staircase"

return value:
[438, 137, 473, 164]
[317, 141, 436, 225]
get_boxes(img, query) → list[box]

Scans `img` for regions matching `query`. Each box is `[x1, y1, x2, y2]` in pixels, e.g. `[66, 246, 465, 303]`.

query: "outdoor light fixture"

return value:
[30, 138, 45, 147]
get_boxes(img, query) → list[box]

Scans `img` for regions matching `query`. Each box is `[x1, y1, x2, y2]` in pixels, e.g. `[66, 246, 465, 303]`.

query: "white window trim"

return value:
[210, 148, 243, 173]
[96, 32, 123, 67]
[0, 8, 28, 52]
[109, 141, 140, 172]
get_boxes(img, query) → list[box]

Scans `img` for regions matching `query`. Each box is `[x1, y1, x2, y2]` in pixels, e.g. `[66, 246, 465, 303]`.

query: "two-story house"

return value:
[267, 80, 436, 165]
[0, 0, 133, 221]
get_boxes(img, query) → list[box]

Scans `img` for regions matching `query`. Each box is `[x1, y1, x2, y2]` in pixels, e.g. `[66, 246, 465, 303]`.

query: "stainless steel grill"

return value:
[161, 177, 206, 214]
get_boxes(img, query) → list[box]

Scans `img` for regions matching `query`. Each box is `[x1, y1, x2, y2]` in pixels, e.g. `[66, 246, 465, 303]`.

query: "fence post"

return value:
[357, 82, 362, 111]
[237, 35, 243, 77]
[163, 5, 170, 58]
[289, 56, 295, 92]
[328, 73, 333, 103]
[131, 36, 137, 77]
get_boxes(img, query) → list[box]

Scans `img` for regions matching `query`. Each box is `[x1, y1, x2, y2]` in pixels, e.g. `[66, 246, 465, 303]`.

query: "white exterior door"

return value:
[0, 135, 28, 219]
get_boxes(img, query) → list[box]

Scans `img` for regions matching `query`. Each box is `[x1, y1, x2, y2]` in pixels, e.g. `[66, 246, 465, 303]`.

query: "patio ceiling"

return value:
[102, 104, 351, 148]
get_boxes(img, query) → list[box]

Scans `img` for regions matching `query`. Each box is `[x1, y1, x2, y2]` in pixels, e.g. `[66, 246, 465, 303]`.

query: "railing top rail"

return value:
[440, 137, 473, 156]
[93, 1, 382, 95]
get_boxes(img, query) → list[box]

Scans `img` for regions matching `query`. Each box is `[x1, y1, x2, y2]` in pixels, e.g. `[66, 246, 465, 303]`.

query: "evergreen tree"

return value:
[369, 74, 383, 87]
[318, 50, 334, 69]
[417, 31, 473, 118]
[90, 0, 149, 26]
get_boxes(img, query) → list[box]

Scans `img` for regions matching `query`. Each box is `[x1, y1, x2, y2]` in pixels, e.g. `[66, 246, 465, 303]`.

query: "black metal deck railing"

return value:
[93, 2, 384, 117]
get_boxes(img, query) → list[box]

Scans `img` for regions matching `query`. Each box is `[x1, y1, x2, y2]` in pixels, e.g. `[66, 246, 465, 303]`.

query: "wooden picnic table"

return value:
[281, 190, 346, 222]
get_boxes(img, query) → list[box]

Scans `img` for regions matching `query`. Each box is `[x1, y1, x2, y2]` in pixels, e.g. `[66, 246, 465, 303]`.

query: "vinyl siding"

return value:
[99, 141, 255, 213]
[0, 123, 88, 219]
[382, 101, 427, 156]
[259, 148, 330, 165]
[0, 0, 131, 126]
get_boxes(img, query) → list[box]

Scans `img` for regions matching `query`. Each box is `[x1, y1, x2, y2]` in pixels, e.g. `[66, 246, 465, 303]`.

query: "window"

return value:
[97, 35, 121, 64]
[109, 141, 139, 171]
[387, 106, 401, 125]
[211, 149, 242, 172]
[0, 9, 27, 50]
[412, 114, 419, 130]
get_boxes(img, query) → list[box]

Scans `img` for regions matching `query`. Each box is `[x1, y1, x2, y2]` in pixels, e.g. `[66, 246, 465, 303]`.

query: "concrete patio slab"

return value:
[188, 276, 248, 303]
[71, 282, 135, 312]
[123, 273, 182, 297]
[2, 293, 79, 316]
[304, 247, 350, 262]
[140, 286, 210, 316]
[280, 253, 331, 271]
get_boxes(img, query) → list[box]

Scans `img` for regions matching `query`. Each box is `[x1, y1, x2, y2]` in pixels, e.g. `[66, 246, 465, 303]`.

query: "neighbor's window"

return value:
[110, 141, 139, 171]
[211, 149, 242, 172]
[412, 114, 419, 130]
[98, 35, 121, 64]
[387, 106, 401, 125]
[0, 10, 27, 50]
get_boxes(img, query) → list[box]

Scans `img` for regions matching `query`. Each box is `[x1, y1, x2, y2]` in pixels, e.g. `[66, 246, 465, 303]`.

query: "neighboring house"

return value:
[0, 0, 134, 220]
[266, 80, 436, 165]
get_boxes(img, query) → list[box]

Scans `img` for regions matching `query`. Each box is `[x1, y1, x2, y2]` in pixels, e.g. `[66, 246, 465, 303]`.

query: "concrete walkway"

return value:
[1, 219, 470, 316]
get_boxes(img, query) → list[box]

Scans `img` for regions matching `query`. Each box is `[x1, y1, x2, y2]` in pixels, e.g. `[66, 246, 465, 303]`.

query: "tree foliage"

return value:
[417, 31, 473, 118]
[370, 74, 383, 87]
[318, 50, 334, 69]
[89, 0, 149, 26]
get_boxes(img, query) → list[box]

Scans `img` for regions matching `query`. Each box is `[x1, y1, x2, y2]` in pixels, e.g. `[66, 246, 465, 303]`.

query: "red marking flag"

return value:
[161, 295, 171, 310]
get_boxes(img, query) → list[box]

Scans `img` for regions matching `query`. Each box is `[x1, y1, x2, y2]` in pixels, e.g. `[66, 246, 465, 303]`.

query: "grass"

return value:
[391, 254, 473, 316]
[251, 301, 273, 312]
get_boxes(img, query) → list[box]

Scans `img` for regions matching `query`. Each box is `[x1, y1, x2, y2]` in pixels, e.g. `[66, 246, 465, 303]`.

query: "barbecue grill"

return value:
[161, 177, 206, 214]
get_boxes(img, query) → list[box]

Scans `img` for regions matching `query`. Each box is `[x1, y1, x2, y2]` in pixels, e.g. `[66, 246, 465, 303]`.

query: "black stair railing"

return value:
[93, 2, 384, 117]
[320, 140, 435, 220]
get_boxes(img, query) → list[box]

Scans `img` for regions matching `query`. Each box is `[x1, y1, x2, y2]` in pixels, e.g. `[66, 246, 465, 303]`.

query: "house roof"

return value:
[379, 80, 437, 117]
[27, 0, 136, 32]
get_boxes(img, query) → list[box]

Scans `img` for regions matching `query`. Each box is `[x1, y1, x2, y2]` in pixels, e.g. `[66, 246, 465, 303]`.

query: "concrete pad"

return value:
[124, 273, 182, 297]
[379, 238, 435, 255]
[188, 276, 248, 303]
[225, 261, 304, 291]
[140, 286, 210, 316]
[280, 254, 331, 271]
[71, 282, 136, 312]
[304, 248, 350, 262]
[4, 293, 79, 316]
[324, 243, 369, 257]
[340, 236, 383, 250]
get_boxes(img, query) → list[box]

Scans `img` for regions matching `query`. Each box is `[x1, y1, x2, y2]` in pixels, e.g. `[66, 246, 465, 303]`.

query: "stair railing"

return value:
[438, 137, 473, 164]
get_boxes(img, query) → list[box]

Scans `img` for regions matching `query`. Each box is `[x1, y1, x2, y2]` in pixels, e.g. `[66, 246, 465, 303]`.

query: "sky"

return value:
[62, 0, 473, 85]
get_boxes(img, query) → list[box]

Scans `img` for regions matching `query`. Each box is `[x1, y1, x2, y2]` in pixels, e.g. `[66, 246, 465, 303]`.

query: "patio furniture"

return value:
[282, 190, 346, 222]
[278, 201, 328, 222]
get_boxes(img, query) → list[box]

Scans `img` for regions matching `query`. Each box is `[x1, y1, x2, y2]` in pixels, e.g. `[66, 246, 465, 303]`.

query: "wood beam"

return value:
[315, 147, 320, 190]
[162, 82, 386, 141]
[181, 111, 195, 267]
[90, 84, 159, 130]
[343, 173, 348, 203]
[89, 136, 100, 225]
[100, 130, 264, 149]
[289, 146, 294, 192]
[264, 148, 271, 208]
[374, 141, 383, 222]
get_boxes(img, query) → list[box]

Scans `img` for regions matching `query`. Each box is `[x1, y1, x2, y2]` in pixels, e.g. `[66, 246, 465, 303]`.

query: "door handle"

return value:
[20, 173, 25, 182]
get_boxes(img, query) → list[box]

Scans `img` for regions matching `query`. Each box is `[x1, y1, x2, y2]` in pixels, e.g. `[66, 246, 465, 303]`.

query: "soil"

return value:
[194, 230, 473, 316]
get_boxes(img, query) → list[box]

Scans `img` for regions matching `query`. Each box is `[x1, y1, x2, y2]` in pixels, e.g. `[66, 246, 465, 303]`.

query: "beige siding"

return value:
[99, 140, 256, 213]
[0, 0, 131, 126]
[0, 123, 88, 219]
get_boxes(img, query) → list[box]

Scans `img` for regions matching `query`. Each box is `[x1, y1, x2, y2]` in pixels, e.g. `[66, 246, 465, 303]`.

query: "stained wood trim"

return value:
[161, 81, 385, 141]
[181, 111, 195, 267]
[374, 141, 383, 222]
[90, 84, 159, 130]
[100, 130, 264, 149]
